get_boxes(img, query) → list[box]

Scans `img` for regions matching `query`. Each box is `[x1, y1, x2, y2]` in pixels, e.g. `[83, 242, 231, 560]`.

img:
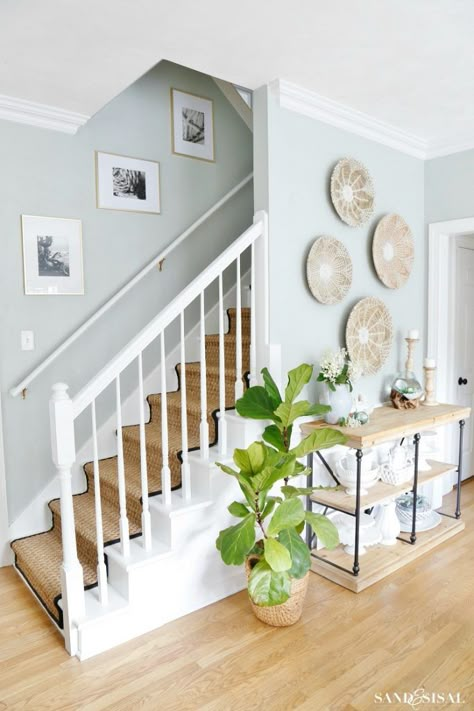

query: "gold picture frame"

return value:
[171, 88, 215, 163]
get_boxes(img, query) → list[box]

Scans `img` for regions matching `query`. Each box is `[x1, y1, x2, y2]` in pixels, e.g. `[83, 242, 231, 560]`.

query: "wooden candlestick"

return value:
[423, 365, 438, 406]
[405, 337, 419, 374]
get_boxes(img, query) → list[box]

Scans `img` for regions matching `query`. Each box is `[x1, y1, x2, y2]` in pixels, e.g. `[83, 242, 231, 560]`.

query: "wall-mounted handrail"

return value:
[71, 219, 263, 419]
[10, 172, 253, 398]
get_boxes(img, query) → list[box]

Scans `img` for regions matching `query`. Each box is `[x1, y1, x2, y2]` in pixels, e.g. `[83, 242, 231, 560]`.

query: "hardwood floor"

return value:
[1, 482, 473, 711]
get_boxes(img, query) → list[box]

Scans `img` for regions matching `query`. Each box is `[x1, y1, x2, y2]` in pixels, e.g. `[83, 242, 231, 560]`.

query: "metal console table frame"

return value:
[303, 405, 469, 580]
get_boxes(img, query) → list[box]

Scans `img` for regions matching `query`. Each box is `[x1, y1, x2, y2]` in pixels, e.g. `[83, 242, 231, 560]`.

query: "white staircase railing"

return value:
[49, 210, 269, 655]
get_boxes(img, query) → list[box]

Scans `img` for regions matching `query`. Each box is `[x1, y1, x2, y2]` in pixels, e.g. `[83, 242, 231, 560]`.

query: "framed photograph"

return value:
[21, 215, 84, 295]
[171, 88, 215, 162]
[95, 151, 161, 213]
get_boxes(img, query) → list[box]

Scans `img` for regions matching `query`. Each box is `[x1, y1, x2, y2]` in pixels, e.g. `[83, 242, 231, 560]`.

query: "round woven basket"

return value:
[245, 556, 309, 627]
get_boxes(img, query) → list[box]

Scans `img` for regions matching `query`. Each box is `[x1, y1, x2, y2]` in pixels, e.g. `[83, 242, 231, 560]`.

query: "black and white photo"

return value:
[171, 89, 214, 162]
[22, 215, 83, 295]
[96, 152, 160, 213]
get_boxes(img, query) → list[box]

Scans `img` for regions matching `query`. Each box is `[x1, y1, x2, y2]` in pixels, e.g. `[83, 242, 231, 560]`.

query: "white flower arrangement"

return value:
[317, 347, 360, 392]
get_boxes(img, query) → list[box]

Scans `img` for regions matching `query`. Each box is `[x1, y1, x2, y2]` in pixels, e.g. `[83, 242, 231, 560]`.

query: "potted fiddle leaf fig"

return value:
[216, 363, 346, 626]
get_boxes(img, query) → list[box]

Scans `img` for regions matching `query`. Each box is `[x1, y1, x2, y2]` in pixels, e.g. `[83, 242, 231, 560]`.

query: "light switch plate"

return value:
[21, 330, 35, 351]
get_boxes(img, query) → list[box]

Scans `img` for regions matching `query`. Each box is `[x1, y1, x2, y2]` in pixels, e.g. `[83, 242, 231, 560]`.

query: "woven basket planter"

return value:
[245, 555, 309, 627]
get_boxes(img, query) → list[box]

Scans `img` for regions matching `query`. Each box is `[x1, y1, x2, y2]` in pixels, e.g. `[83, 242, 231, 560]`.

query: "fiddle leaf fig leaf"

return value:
[227, 501, 251, 518]
[248, 560, 291, 606]
[261, 497, 279, 519]
[305, 511, 339, 549]
[261, 367, 282, 409]
[275, 400, 313, 428]
[278, 528, 311, 579]
[233, 442, 266, 475]
[304, 403, 331, 416]
[267, 497, 305, 536]
[217, 514, 256, 565]
[251, 455, 296, 492]
[236, 386, 281, 421]
[264, 537, 292, 572]
[262, 424, 287, 452]
[284, 364, 313, 403]
[290, 429, 347, 458]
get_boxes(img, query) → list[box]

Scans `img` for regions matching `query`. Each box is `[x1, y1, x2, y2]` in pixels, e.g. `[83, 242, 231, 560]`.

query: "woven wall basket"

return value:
[372, 213, 414, 289]
[346, 297, 393, 375]
[245, 556, 309, 627]
[306, 235, 352, 304]
[330, 158, 375, 227]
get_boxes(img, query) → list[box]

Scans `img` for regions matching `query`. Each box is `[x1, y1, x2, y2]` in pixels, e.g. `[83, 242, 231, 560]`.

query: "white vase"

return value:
[320, 383, 352, 425]
[374, 501, 400, 546]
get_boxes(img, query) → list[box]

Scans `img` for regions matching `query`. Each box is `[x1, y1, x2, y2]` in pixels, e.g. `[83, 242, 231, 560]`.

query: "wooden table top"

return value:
[300, 402, 471, 449]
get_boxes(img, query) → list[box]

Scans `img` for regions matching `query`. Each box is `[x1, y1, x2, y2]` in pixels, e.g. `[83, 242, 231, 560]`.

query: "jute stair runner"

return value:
[11, 308, 250, 627]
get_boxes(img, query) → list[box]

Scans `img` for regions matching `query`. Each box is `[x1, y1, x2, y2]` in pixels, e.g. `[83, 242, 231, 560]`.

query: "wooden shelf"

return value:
[310, 459, 456, 513]
[311, 514, 465, 592]
[301, 402, 471, 449]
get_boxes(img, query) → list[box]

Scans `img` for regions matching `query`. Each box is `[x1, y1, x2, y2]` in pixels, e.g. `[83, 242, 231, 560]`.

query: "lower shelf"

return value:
[310, 515, 465, 593]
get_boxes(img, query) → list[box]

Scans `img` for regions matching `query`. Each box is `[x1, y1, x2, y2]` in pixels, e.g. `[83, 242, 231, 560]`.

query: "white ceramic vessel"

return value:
[374, 501, 400, 545]
[336, 457, 380, 496]
[332, 512, 381, 556]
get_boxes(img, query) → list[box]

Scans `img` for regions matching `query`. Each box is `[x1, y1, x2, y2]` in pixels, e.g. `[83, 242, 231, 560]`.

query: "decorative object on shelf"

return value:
[335, 453, 380, 496]
[373, 501, 401, 545]
[346, 297, 393, 375]
[171, 88, 215, 162]
[216, 364, 346, 625]
[396, 493, 441, 533]
[330, 158, 374, 227]
[306, 236, 352, 304]
[372, 213, 414, 289]
[317, 348, 359, 424]
[21, 214, 84, 295]
[342, 394, 373, 427]
[332, 512, 381, 556]
[380, 442, 413, 486]
[390, 330, 424, 409]
[423, 358, 438, 406]
[96, 151, 161, 214]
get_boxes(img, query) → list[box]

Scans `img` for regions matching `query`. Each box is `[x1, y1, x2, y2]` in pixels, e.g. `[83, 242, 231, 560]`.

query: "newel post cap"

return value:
[51, 382, 70, 401]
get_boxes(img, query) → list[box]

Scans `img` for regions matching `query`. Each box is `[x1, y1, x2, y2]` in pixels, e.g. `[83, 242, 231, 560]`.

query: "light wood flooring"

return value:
[1, 481, 473, 710]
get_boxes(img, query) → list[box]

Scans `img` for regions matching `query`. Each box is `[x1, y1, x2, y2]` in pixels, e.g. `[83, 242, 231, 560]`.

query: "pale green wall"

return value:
[425, 149, 474, 223]
[254, 86, 425, 406]
[0, 61, 253, 521]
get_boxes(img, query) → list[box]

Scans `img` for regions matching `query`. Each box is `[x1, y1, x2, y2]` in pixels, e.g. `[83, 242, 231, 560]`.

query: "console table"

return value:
[300, 403, 471, 592]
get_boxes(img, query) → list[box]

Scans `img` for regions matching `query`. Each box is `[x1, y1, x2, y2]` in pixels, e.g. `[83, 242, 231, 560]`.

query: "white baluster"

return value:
[180, 312, 191, 501]
[137, 353, 152, 550]
[200, 292, 209, 458]
[91, 400, 108, 605]
[218, 273, 227, 455]
[253, 210, 270, 379]
[235, 256, 243, 400]
[250, 242, 257, 386]
[49, 383, 85, 656]
[160, 331, 172, 506]
[115, 376, 130, 557]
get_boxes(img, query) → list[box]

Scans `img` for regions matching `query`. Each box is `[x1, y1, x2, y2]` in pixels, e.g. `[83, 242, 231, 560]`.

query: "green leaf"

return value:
[251, 455, 296, 492]
[290, 429, 347, 458]
[275, 400, 314, 427]
[281, 485, 299, 499]
[278, 528, 311, 579]
[262, 424, 287, 452]
[227, 501, 250, 518]
[267, 497, 305, 536]
[261, 367, 282, 409]
[233, 442, 266, 475]
[216, 462, 240, 477]
[305, 512, 339, 549]
[216, 461, 256, 505]
[248, 560, 291, 606]
[261, 497, 279, 519]
[236, 386, 280, 421]
[264, 537, 292, 572]
[304, 403, 331, 416]
[217, 514, 256, 565]
[284, 364, 313, 403]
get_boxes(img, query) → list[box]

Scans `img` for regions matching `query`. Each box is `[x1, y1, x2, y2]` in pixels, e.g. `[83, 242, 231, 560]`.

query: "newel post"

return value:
[50, 383, 85, 656]
[253, 210, 270, 383]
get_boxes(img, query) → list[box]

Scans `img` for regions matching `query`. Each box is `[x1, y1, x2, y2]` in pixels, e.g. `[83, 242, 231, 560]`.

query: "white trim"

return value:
[0, 394, 12, 566]
[270, 79, 474, 160]
[0, 94, 89, 134]
[212, 78, 252, 131]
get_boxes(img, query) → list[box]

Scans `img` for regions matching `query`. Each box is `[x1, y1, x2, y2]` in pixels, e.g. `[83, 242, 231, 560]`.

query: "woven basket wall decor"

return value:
[306, 236, 352, 304]
[372, 213, 414, 289]
[346, 297, 393, 375]
[330, 158, 375, 227]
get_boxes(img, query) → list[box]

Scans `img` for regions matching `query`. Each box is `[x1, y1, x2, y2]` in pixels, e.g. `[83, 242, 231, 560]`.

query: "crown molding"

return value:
[0, 94, 90, 134]
[270, 79, 428, 159]
[423, 138, 474, 160]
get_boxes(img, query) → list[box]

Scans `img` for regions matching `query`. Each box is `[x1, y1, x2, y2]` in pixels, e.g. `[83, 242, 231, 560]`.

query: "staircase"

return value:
[9, 212, 270, 659]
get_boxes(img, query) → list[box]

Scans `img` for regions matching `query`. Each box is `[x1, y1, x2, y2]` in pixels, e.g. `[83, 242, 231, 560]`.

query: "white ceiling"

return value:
[2, 0, 474, 148]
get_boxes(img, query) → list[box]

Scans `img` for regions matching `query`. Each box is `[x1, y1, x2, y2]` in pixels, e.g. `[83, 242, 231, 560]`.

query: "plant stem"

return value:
[254, 495, 267, 539]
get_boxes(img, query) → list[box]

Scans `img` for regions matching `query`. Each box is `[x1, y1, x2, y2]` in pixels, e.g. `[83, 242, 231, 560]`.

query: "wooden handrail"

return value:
[10, 173, 253, 398]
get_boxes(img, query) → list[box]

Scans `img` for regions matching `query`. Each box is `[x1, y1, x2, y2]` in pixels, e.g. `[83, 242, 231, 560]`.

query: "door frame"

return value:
[428, 217, 474, 468]
[0, 393, 11, 565]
